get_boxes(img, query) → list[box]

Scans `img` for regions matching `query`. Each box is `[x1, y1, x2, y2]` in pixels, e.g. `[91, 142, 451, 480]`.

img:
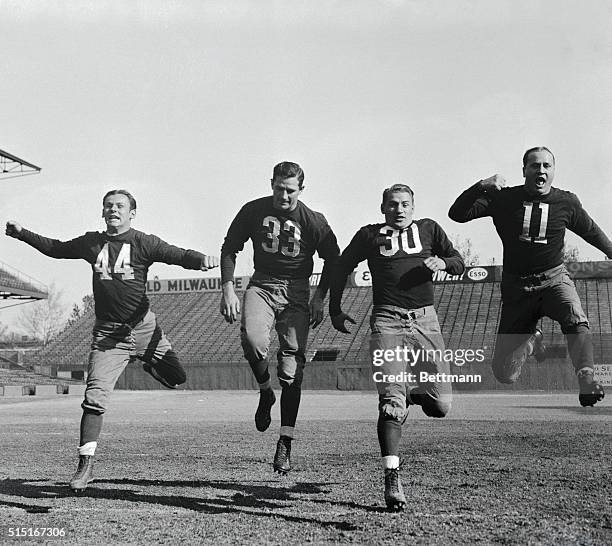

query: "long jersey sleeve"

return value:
[220, 196, 340, 283]
[330, 219, 464, 315]
[449, 185, 612, 275]
[18, 228, 207, 322]
[448, 182, 492, 223]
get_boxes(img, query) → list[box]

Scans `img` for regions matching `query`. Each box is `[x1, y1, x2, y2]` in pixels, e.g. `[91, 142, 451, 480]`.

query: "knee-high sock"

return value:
[565, 325, 594, 374]
[249, 358, 270, 385]
[280, 383, 301, 427]
[377, 415, 402, 457]
[80, 411, 103, 445]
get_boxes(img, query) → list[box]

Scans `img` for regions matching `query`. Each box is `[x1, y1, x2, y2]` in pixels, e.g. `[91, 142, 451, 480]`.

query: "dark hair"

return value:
[272, 161, 304, 187]
[522, 146, 555, 167]
[382, 184, 414, 205]
[102, 189, 137, 210]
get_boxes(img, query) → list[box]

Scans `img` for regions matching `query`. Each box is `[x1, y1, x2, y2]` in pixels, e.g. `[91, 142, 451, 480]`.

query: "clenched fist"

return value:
[201, 255, 219, 271]
[478, 174, 506, 193]
[5, 221, 22, 238]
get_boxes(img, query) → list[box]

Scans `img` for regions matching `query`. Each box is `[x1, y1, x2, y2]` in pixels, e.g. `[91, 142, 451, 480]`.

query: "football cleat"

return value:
[70, 455, 94, 493]
[532, 328, 547, 363]
[577, 369, 605, 407]
[505, 329, 543, 382]
[384, 467, 406, 512]
[273, 436, 292, 475]
[143, 362, 177, 389]
[255, 389, 276, 432]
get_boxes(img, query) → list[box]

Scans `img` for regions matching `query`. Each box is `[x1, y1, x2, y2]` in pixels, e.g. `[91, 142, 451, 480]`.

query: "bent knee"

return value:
[81, 395, 107, 415]
[279, 370, 303, 390]
[241, 333, 269, 362]
[379, 401, 407, 422]
[493, 371, 518, 384]
[561, 322, 589, 335]
[152, 352, 187, 385]
[422, 400, 451, 418]
[168, 367, 187, 385]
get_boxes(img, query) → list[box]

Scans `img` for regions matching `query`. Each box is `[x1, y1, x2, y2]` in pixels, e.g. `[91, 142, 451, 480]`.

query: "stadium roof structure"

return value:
[0, 148, 41, 180]
[0, 261, 48, 305]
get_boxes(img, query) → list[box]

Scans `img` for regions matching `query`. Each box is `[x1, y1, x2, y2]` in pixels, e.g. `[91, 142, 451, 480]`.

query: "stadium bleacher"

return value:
[24, 262, 612, 392]
[0, 366, 83, 389]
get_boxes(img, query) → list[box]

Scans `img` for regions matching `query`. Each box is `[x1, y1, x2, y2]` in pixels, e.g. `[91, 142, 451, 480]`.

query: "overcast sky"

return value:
[2, 0, 611, 324]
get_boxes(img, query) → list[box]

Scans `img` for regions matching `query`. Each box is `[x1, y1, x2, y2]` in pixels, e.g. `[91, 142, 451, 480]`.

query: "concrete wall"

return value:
[115, 357, 582, 391]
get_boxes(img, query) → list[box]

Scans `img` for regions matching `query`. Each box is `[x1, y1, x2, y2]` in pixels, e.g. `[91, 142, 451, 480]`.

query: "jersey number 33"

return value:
[261, 216, 301, 257]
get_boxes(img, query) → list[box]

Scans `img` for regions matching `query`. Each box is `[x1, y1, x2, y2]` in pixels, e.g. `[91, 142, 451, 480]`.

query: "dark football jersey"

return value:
[329, 219, 464, 315]
[17, 228, 206, 323]
[449, 184, 612, 275]
[220, 196, 340, 282]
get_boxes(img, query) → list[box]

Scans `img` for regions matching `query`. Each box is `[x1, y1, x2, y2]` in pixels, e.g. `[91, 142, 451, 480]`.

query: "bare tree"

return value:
[18, 283, 67, 345]
[0, 321, 8, 341]
[563, 243, 580, 263]
[449, 234, 481, 266]
[66, 294, 95, 327]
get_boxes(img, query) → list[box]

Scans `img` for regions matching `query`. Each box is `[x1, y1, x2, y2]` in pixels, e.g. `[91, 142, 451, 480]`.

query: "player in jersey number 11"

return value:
[449, 146, 610, 407]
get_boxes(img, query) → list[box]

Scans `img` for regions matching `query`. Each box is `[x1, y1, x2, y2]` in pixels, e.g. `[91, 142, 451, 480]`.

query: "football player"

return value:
[220, 161, 340, 474]
[6, 189, 218, 492]
[330, 184, 464, 511]
[449, 146, 611, 407]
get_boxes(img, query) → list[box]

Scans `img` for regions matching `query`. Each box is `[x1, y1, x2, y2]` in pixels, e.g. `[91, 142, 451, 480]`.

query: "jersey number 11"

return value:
[519, 202, 549, 244]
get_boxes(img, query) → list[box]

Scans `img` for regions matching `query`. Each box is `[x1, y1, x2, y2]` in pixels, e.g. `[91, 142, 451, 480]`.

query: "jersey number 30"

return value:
[262, 216, 301, 257]
[379, 224, 423, 256]
[94, 243, 135, 280]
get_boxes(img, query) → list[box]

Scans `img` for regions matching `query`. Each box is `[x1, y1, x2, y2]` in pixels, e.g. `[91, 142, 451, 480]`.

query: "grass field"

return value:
[0, 391, 610, 545]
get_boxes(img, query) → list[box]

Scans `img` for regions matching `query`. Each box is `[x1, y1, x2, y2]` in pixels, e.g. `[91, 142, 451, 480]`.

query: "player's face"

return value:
[102, 193, 135, 234]
[523, 150, 555, 197]
[381, 191, 414, 229]
[271, 176, 302, 212]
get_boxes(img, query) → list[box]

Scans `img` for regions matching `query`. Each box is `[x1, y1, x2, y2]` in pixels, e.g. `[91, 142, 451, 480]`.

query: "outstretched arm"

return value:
[148, 236, 219, 271]
[569, 198, 612, 259]
[6, 221, 86, 259]
[448, 175, 506, 223]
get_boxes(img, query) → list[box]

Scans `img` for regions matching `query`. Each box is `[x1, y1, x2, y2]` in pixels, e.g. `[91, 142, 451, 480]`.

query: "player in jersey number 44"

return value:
[6, 189, 218, 492]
